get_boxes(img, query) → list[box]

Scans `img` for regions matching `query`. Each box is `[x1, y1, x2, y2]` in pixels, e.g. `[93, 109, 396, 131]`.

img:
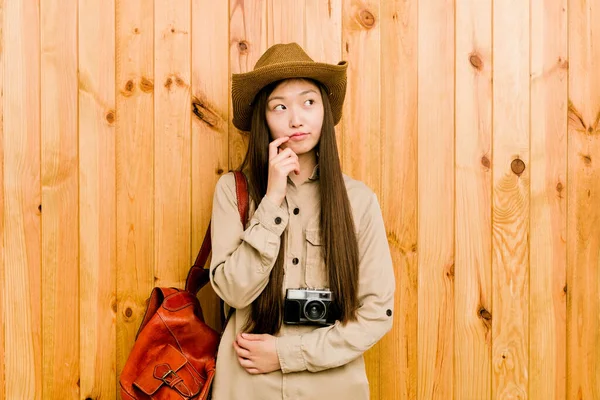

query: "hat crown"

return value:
[254, 43, 314, 70]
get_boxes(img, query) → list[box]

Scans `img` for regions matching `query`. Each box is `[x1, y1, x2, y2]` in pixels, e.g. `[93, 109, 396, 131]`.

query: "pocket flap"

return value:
[306, 229, 322, 245]
[133, 344, 201, 396]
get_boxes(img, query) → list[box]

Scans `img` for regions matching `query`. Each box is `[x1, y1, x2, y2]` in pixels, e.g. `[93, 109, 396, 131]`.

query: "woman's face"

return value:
[265, 79, 324, 155]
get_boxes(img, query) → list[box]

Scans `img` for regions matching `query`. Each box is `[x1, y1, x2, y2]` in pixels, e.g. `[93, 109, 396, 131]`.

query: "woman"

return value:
[209, 42, 395, 399]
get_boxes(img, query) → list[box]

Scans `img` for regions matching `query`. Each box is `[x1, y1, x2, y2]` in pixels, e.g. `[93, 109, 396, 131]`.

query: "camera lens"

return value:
[304, 300, 326, 321]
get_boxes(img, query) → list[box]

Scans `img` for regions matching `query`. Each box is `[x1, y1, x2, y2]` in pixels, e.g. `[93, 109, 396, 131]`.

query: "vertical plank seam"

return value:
[527, 0, 532, 397]
[489, 0, 494, 398]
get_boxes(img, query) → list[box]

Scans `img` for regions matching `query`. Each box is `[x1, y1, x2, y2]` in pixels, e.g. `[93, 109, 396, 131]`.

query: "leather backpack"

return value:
[119, 171, 248, 400]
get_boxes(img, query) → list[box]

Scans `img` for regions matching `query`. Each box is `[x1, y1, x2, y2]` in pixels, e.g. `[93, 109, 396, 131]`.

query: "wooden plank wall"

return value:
[1, 1, 599, 399]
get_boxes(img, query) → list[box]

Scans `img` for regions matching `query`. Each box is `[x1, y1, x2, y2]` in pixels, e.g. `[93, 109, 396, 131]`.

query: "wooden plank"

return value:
[0, 1, 5, 398]
[342, 1, 381, 397]
[380, 0, 418, 399]
[491, 0, 530, 398]
[455, 0, 493, 398]
[40, 0, 79, 397]
[115, 0, 155, 379]
[267, 0, 304, 46]
[229, 0, 268, 169]
[154, 0, 192, 287]
[191, 0, 229, 331]
[304, 0, 342, 65]
[566, 0, 600, 397]
[417, 0, 455, 398]
[78, 0, 116, 397]
[3, 2, 42, 398]
[341, 0, 380, 194]
[530, 0, 568, 398]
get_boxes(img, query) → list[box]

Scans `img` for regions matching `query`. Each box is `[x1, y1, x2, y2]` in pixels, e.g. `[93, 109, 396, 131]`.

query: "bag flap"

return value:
[133, 344, 201, 396]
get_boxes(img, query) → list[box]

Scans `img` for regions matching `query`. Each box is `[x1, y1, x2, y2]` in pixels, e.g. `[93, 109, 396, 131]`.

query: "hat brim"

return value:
[231, 60, 348, 132]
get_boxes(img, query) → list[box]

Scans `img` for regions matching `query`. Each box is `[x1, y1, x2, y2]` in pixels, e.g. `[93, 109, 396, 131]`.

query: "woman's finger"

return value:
[269, 147, 297, 165]
[268, 137, 290, 160]
[238, 356, 254, 369]
[233, 339, 252, 359]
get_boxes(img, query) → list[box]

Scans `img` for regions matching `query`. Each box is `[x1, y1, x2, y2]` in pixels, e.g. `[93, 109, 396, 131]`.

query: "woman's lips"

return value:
[289, 133, 309, 141]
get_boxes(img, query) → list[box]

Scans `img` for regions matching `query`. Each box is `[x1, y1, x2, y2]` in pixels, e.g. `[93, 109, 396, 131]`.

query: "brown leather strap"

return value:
[185, 171, 249, 297]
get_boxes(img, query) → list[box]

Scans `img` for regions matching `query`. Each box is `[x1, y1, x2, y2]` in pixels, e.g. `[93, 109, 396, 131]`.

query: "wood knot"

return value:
[511, 158, 526, 176]
[38, 204, 42, 212]
[446, 263, 455, 279]
[469, 53, 483, 70]
[105, 110, 115, 124]
[478, 307, 492, 321]
[358, 9, 376, 29]
[238, 41, 249, 53]
[589, 127, 594, 133]
[216, 168, 224, 175]
[122, 80, 135, 97]
[581, 154, 592, 165]
[563, 284, 567, 294]
[556, 182, 563, 193]
[133, 27, 139, 34]
[140, 77, 154, 93]
[558, 57, 569, 69]
[481, 155, 490, 169]
[165, 77, 173, 89]
[124, 307, 133, 318]
[175, 76, 186, 87]
[192, 97, 219, 127]
[111, 300, 118, 313]
[171, 28, 175, 33]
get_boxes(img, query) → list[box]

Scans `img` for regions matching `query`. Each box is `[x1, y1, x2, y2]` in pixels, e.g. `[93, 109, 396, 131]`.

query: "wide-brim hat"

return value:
[231, 42, 348, 132]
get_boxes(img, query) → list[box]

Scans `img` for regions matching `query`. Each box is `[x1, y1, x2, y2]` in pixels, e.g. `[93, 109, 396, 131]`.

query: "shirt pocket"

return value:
[305, 229, 328, 288]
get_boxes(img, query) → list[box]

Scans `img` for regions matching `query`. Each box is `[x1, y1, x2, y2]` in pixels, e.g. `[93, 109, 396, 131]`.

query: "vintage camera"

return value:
[283, 288, 337, 326]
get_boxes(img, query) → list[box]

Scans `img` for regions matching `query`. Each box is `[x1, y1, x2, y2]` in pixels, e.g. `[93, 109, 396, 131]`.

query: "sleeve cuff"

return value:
[252, 196, 289, 236]
[276, 334, 306, 373]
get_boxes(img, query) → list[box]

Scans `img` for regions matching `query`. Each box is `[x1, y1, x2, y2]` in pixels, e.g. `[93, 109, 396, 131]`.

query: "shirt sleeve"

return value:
[276, 192, 395, 373]
[209, 173, 289, 309]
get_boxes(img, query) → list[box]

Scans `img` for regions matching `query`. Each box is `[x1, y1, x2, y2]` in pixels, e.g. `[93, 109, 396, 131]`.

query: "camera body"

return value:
[283, 288, 337, 326]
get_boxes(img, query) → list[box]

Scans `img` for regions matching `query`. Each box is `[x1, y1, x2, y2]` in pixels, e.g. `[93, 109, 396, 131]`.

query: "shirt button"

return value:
[275, 217, 282, 224]
[386, 309, 392, 317]
[292, 258, 299, 265]
[293, 207, 300, 215]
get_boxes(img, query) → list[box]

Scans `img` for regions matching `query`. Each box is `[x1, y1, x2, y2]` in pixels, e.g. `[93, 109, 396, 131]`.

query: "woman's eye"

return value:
[274, 104, 286, 111]
[304, 99, 315, 106]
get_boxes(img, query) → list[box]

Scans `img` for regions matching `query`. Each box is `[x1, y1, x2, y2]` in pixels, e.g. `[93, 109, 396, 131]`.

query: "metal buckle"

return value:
[160, 369, 179, 385]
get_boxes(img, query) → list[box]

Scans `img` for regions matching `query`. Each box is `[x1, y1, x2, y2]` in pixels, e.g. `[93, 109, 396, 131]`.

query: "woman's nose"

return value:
[289, 109, 303, 128]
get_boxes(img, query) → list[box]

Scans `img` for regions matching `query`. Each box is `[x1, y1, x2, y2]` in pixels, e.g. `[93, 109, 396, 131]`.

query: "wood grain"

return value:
[154, 0, 192, 288]
[0, 1, 5, 397]
[455, 1, 493, 399]
[115, 0, 155, 379]
[491, 0, 530, 398]
[191, 0, 229, 332]
[417, 0, 455, 398]
[530, 0, 568, 398]
[380, 0, 418, 398]
[229, 0, 268, 169]
[342, 1, 381, 397]
[566, 0, 600, 397]
[78, 0, 116, 397]
[3, 3, 42, 398]
[40, 0, 79, 397]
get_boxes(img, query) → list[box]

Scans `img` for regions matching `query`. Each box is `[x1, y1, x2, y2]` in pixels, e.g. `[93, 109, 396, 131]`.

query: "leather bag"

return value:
[119, 171, 248, 400]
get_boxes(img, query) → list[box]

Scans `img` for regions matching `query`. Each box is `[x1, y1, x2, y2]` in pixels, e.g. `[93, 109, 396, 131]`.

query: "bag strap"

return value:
[185, 170, 249, 296]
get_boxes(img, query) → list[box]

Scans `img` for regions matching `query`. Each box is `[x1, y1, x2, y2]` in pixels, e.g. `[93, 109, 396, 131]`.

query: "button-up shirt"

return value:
[209, 168, 395, 400]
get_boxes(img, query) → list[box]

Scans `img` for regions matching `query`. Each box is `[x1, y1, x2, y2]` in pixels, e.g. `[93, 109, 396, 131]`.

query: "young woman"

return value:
[209, 42, 395, 399]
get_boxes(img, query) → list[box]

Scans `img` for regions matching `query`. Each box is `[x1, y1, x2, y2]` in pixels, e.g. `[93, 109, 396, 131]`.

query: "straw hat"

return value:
[231, 42, 348, 132]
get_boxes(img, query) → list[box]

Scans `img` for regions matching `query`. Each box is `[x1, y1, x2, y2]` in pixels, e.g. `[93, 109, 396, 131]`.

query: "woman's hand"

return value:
[233, 333, 281, 375]
[265, 136, 299, 206]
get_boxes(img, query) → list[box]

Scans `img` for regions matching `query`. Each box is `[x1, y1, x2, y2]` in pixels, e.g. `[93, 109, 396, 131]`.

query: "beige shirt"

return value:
[209, 168, 395, 400]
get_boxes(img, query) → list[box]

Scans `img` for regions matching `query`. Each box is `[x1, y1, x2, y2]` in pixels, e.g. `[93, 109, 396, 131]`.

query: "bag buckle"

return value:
[160, 369, 181, 387]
